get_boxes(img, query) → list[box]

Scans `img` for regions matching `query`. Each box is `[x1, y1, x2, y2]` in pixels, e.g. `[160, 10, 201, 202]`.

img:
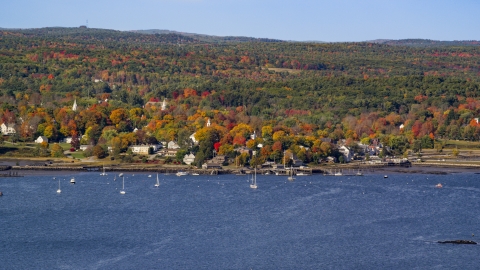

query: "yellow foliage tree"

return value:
[246, 139, 256, 149]
[43, 125, 55, 139]
[218, 144, 234, 156]
[229, 123, 253, 139]
[51, 143, 65, 158]
[272, 130, 286, 142]
[261, 126, 273, 138]
[110, 108, 127, 125]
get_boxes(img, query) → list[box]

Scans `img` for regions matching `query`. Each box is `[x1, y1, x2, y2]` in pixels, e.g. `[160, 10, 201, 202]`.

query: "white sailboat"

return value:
[100, 165, 107, 176]
[287, 166, 295, 181]
[155, 173, 160, 187]
[250, 167, 258, 189]
[57, 179, 61, 193]
[120, 176, 126, 194]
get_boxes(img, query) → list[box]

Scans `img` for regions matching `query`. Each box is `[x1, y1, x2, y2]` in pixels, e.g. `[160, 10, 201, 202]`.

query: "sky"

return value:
[1, 0, 479, 42]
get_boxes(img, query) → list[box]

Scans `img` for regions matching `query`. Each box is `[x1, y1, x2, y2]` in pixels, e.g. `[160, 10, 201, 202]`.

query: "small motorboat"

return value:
[384, 175, 388, 178]
[435, 183, 443, 188]
[176, 171, 188, 176]
[70, 177, 76, 184]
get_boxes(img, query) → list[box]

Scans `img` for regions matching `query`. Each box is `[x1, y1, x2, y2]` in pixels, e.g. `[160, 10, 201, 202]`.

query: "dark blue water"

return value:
[1, 172, 480, 269]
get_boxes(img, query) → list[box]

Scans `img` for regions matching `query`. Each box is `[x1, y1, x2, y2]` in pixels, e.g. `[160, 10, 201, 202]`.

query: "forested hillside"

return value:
[1, 27, 480, 164]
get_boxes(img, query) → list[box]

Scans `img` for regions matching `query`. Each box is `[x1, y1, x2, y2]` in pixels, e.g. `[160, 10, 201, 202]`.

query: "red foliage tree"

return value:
[232, 134, 246, 146]
[214, 142, 221, 152]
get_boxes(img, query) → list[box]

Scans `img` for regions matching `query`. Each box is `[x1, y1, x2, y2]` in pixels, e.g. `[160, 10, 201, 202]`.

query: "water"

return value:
[1, 172, 480, 269]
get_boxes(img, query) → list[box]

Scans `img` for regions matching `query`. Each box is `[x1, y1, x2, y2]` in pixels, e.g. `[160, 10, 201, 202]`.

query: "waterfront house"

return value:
[338, 145, 353, 162]
[183, 153, 196, 165]
[158, 146, 178, 157]
[202, 163, 222, 169]
[130, 144, 160, 155]
[202, 155, 226, 169]
[290, 155, 304, 167]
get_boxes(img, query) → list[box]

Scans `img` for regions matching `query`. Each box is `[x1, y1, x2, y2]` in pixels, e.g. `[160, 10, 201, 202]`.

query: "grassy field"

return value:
[70, 152, 85, 159]
[441, 140, 480, 149]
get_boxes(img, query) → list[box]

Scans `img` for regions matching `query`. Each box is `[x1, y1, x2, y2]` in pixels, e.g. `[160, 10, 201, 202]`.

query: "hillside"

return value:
[1, 27, 480, 165]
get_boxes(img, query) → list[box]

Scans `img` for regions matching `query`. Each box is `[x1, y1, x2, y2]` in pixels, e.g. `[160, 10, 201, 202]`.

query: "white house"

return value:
[1, 123, 16, 135]
[189, 133, 198, 144]
[338, 145, 353, 162]
[167, 141, 180, 149]
[64, 137, 72, 144]
[183, 153, 196, 165]
[35, 136, 48, 144]
[250, 131, 257, 140]
[130, 145, 152, 155]
[130, 144, 160, 155]
[80, 145, 93, 151]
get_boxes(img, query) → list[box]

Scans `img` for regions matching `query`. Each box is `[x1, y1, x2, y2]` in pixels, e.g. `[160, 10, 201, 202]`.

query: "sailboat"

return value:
[250, 167, 258, 189]
[155, 173, 160, 187]
[120, 176, 126, 194]
[100, 165, 107, 176]
[287, 166, 295, 181]
[57, 179, 61, 193]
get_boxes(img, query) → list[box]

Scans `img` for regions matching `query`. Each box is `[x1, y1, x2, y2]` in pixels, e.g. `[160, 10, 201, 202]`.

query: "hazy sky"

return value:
[1, 0, 478, 42]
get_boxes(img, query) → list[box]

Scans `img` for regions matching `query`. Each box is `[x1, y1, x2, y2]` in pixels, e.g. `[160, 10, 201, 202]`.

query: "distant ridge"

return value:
[1, 27, 479, 46]
[367, 38, 480, 47]
[0, 27, 199, 45]
[131, 29, 285, 43]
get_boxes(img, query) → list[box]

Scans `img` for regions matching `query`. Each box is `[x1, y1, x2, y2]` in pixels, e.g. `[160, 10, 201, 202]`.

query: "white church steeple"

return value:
[72, 99, 77, 111]
[161, 98, 167, 111]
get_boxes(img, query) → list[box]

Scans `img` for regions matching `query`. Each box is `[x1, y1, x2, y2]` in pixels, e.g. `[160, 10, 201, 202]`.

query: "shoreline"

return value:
[1, 162, 479, 177]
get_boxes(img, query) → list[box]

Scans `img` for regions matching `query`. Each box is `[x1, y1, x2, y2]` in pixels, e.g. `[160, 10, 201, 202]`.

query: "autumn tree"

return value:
[93, 145, 107, 159]
[51, 143, 65, 158]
